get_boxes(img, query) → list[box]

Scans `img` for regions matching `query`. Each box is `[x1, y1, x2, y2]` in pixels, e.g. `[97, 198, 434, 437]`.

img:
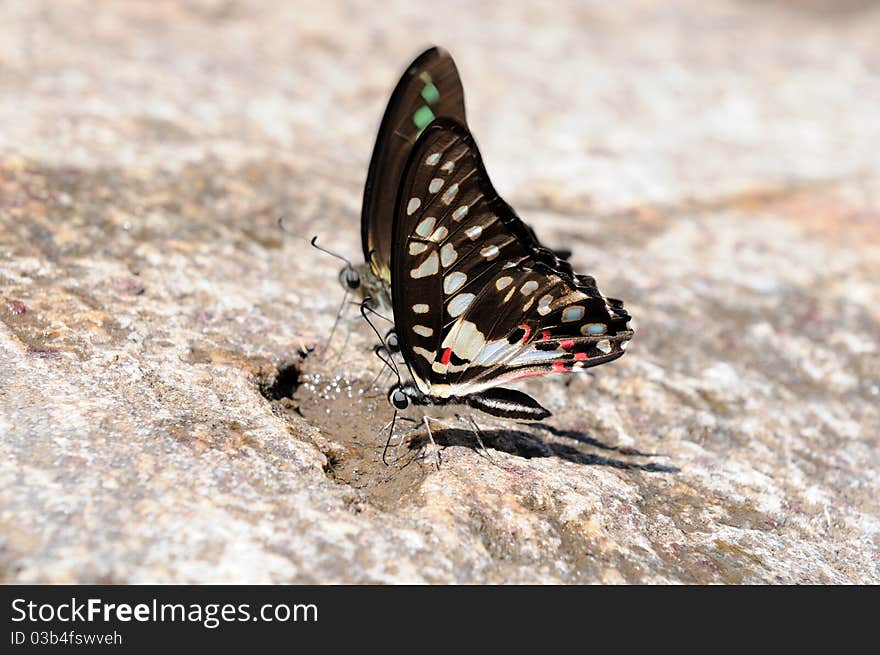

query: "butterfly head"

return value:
[338, 265, 361, 291]
[387, 381, 426, 412]
[372, 329, 401, 360]
[383, 329, 399, 353]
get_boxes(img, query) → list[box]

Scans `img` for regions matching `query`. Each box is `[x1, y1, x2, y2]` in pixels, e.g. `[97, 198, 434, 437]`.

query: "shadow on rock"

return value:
[529, 423, 665, 458]
[408, 426, 679, 473]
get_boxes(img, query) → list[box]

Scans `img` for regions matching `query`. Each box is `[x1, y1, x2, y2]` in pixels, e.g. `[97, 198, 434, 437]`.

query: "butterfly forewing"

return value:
[362, 47, 466, 283]
[392, 119, 633, 398]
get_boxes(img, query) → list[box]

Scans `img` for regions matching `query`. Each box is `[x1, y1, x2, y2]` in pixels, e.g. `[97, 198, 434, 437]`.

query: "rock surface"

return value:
[1, 0, 878, 583]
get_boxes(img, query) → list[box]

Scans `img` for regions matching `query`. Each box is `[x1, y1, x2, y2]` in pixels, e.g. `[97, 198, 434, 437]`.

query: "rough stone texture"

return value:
[1, 0, 878, 583]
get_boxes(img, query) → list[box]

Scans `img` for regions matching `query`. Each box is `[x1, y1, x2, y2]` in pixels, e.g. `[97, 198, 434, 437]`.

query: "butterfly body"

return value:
[389, 381, 551, 422]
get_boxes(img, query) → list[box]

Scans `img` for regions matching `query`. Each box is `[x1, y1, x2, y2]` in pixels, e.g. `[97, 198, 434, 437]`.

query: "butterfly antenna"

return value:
[360, 301, 395, 325]
[310, 235, 354, 269]
[276, 216, 315, 245]
[366, 346, 395, 390]
[279, 220, 357, 274]
[359, 298, 402, 382]
[358, 295, 407, 467]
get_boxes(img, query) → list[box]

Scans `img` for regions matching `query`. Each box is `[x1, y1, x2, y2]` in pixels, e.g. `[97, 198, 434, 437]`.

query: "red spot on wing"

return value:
[440, 348, 452, 365]
[574, 352, 588, 361]
[518, 324, 531, 344]
[540, 329, 551, 341]
[560, 339, 574, 351]
[512, 357, 579, 382]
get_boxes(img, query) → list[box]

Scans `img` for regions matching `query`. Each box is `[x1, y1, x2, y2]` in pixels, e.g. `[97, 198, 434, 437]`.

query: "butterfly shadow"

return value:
[408, 424, 679, 473]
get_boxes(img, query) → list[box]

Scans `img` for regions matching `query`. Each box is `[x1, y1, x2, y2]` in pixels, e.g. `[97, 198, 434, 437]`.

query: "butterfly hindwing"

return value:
[391, 119, 633, 398]
[392, 119, 632, 397]
[362, 47, 466, 283]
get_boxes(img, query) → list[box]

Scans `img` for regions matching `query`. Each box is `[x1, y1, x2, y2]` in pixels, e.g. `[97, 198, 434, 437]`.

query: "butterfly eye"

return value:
[388, 386, 410, 410]
[339, 267, 361, 290]
[384, 330, 400, 353]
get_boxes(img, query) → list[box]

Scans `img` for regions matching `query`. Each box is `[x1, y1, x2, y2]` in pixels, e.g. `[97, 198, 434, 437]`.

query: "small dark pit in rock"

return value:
[259, 361, 302, 401]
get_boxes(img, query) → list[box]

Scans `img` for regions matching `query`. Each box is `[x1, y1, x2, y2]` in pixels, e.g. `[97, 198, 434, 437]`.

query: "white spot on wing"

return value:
[413, 346, 435, 362]
[441, 160, 454, 172]
[441, 319, 485, 360]
[496, 276, 513, 290]
[415, 216, 436, 237]
[440, 243, 458, 267]
[596, 339, 611, 354]
[413, 325, 434, 337]
[413, 303, 429, 314]
[480, 245, 499, 260]
[428, 178, 444, 193]
[411, 252, 439, 278]
[537, 294, 553, 316]
[447, 293, 475, 317]
[441, 183, 459, 205]
[465, 225, 482, 240]
[452, 205, 468, 221]
[407, 197, 421, 215]
[520, 280, 539, 295]
[429, 226, 448, 242]
[409, 242, 428, 255]
[443, 271, 467, 295]
[425, 153, 441, 166]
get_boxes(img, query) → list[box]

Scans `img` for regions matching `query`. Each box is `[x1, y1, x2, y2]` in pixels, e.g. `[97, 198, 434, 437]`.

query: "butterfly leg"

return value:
[460, 414, 500, 467]
[331, 321, 353, 367]
[377, 412, 398, 466]
[422, 416, 442, 470]
[323, 288, 350, 360]
[365, 342, 397, 395]
[366, 362, 392, 394]
[386, 416, 419, 463]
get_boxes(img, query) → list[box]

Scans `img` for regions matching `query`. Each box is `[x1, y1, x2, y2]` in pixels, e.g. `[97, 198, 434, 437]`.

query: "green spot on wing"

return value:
[413, 105, 435, 129]
[421, 82, 440, 104]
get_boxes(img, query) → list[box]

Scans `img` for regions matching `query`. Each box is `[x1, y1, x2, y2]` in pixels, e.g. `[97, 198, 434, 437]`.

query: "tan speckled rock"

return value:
[1, 0, 878, 583]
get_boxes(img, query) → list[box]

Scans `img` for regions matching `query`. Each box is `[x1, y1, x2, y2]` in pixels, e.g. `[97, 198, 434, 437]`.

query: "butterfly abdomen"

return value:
[463, 387, 551, 421]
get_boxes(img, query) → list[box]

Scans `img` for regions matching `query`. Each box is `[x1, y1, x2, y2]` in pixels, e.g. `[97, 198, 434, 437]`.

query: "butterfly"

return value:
[380, 117, 633, 452]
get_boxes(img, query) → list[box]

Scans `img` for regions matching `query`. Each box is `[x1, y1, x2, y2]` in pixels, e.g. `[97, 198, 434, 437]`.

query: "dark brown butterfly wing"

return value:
[361, 47, 466, 283]
[391, 119, 633, 397]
